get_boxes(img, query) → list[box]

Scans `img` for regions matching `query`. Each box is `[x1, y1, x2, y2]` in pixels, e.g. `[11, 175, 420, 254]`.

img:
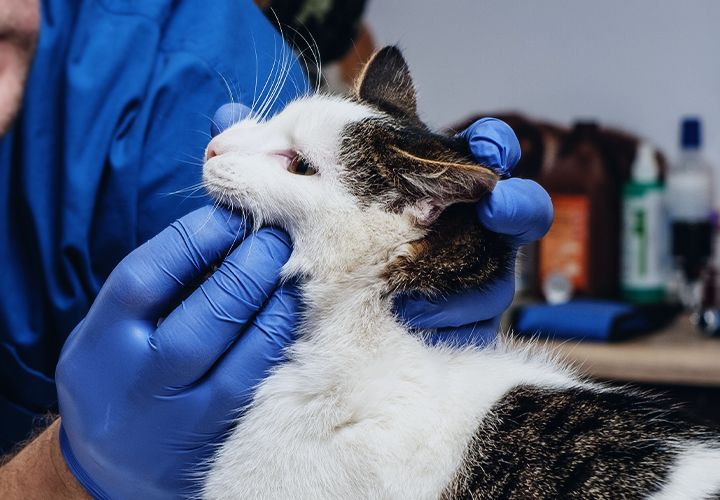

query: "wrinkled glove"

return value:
[396, 119, 552, 345]
[211, 105, 553, 346]
[56, 206, 298, 499]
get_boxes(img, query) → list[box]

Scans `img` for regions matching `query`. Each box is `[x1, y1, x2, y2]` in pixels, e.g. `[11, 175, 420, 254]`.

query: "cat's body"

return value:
[201, 47, 720, 499]
[206, 297, 579, 499]
[203, 283, 720, 499]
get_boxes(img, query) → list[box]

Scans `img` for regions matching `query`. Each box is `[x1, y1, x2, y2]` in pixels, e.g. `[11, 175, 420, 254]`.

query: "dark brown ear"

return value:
[355, 46, 418, 120]
[390, 146, 499, 226]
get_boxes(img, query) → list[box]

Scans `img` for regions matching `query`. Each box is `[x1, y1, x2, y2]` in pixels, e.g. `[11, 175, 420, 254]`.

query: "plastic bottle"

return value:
[665, 117, 714, 309]
[621, 142, 665, 302]
[539, 122, 619, 299]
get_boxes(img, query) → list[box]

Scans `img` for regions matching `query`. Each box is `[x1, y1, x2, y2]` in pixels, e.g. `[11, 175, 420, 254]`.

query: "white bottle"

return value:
[621, 142, 665, 303]
[665, 117, 714, 309]
[666, 119, 713, 223]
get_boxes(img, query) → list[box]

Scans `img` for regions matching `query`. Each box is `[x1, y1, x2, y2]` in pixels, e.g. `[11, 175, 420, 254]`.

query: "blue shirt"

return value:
[0, 0, 307, 451]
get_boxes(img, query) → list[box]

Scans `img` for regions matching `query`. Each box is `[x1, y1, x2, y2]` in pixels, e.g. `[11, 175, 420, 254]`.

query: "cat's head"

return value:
[203, 46, 510, 296]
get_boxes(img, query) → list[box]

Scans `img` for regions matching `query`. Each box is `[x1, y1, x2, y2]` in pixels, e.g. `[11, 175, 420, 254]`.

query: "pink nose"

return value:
[205, 140, 223, 161]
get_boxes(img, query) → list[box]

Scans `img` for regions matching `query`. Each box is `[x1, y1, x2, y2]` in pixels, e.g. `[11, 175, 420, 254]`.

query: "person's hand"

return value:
[211, 105, 552, 346]
[395, 118, 553, 345]
[56, 206, 299, 499]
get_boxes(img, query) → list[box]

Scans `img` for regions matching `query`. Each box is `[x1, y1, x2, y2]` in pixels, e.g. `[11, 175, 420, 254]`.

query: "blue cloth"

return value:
[0, 0, 307, 451]
[512, 300, 678, 342]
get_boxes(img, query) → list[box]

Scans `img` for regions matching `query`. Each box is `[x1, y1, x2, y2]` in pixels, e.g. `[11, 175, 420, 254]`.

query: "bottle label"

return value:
[621, 186, 665, 291]
[540, 195, 589, 292]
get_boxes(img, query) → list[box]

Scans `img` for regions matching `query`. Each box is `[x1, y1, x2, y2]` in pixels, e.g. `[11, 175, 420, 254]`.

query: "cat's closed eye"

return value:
[288, 154, 317, 176]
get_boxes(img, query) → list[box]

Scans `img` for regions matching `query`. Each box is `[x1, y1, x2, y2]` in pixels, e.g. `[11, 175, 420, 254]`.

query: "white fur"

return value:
[650, 444, 720, 499]
[201, 94, 720, 499]
[202, 278, 582, 499]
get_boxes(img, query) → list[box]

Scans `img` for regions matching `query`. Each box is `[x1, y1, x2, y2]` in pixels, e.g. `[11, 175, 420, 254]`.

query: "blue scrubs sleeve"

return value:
[0, 0, 307, 451]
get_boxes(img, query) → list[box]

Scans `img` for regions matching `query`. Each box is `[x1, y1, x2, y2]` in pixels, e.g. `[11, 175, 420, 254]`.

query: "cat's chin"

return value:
[202, 187, 261, 233]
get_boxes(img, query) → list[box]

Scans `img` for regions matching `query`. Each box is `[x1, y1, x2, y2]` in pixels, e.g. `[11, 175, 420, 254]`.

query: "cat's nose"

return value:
[205, 139, 224, 161]
[205, 144, 219, 161]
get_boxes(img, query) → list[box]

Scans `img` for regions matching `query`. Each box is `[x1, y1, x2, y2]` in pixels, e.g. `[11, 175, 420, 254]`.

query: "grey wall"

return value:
[366, 0, 719, 185]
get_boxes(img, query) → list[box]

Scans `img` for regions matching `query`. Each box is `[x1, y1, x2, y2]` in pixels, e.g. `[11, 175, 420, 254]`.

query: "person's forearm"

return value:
[0, 418, 90, 499]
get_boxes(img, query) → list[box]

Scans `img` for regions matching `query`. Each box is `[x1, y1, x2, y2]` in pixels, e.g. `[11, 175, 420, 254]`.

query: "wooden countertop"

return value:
[512, 314, 720, 386]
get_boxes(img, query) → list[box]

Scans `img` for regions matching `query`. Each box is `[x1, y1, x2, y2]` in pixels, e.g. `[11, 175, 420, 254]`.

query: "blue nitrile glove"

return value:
[396, 119, 552, 345]
[211, 106, 553, 347]
[56, 206, 298, 499]
[211, 102, 251, 137]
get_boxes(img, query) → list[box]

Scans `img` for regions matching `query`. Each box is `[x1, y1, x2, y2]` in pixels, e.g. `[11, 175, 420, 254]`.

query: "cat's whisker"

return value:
[258, 8, 288, 120]
[285, 22, 323, 94]
[262, 47, 294, 121]
[249, 31, 261, 119]
[174, 193, 207, 201]
[191, 128, 213, 140]
[177, 150, 207, 162]
[277, 32, 313, 101]
[216, 70, 236, 106]
[199, 112, 222, 137]
[174, 189, 208, 202]
[159, 182, 206, 197]
[173, 158, 204, 168]
[257, 19, 284, 120]
[305, 29, 323, 95]
[260, 11, 306, 121]
[257, 17, 285, 120]
[284, 25, 315, 91]
[173, 153, 206, 167]
[253, 27, 282, 121]
[291, 42, 322, 96]
[257, 37, 288, 121]
[269, 51, 296, 117]
[224, 206, 248, 261]
[191, 200, 219, 239]
[160, 189, 205, 199]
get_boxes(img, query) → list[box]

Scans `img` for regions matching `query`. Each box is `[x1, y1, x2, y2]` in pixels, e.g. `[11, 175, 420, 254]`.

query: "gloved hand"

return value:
[396, 119, 553, 345]
[211, 105, 553, 346]
[56, 206, 298, 499]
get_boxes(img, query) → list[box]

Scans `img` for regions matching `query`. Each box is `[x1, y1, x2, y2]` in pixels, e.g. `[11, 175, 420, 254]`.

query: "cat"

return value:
[200, 46, 720, 499]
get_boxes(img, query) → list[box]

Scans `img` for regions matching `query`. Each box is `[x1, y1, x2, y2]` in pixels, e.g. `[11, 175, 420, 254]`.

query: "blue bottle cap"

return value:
[681, 117, 702, 149]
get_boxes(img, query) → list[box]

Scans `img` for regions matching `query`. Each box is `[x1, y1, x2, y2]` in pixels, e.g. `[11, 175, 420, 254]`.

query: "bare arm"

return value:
[0, 419, 90, 499]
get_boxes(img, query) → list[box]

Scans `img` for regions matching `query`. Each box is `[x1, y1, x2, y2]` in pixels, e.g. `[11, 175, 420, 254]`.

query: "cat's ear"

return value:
[355, 46, 418, 120]
[391, 147, 499, 226]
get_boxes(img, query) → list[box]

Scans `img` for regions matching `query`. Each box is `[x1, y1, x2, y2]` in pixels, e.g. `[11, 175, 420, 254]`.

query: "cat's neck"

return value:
[283, 206, 422, 297]
[281, 206, 424, 350]
[289, 268, 409, 357]
[296, 275, 402, 350]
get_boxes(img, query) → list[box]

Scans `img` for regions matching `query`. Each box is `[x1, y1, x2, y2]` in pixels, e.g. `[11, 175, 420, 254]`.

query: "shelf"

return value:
[512, 314, 720, 386]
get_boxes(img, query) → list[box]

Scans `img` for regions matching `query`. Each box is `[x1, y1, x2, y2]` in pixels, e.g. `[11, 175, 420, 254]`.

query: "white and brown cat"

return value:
[201, 46, 720, 499]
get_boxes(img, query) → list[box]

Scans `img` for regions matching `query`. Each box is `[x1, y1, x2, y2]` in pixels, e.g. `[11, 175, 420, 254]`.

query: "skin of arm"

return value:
[0, 419, 89, 499]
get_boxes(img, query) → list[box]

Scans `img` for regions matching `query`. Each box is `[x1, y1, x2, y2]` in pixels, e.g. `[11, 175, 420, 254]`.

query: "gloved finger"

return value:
[149, 227, 292, 387]
[459, 118, 521, 177]
[395, 269, 515, 330]
[102, 206, 246, 321]
[209, 281, 301, 410]
[423, 317, 501, 347]
[477, 178, 553, 246]
[211, 103, 252, 137]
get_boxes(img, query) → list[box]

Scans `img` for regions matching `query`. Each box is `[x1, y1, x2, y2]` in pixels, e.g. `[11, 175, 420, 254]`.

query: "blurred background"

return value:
[271, 0, 720, 424]
[365, 1, 719, 175]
